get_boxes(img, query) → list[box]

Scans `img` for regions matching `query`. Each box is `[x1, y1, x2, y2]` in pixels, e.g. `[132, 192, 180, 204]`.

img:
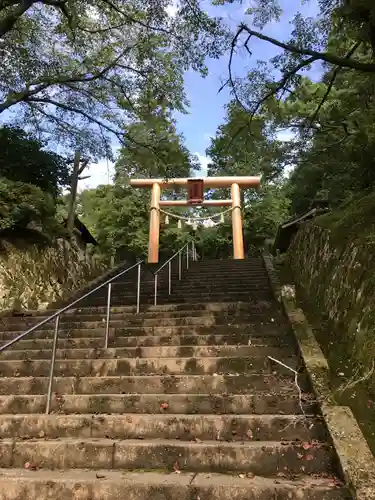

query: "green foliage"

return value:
[0, 126, 70, 197]
[0, 0, 229, 158]
[243, 185, 290, 246]
[115, 110, 199, 181]
[316, 192, 375, 246]
[0, 178, 58, 235]
[209, 0, 375, 220]
[194, 224, 232, 259]
[206, 101, 287, 183]
[203, 97, 291, 253]
[77, 184, 194, 261]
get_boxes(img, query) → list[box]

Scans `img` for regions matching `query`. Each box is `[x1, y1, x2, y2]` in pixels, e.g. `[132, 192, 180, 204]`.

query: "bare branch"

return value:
[307, 42, 362, 128]
[0, 47, 132, 113]
[25, 96, 124, 138]
[238, 24, 375, 73]
[77, 22, 126, 34]
[250, 56, 317, 126]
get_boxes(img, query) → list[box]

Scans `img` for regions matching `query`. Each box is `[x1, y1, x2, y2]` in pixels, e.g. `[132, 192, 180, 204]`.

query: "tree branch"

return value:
[238, 24, 375, 73]
[250, 56, 318, 125]
[25, 96, 124, 139]
[0, 0, 33, 37]
[0, 47, 131, 113]
[307, 42, 362, 128]
[25, 96, 169, 158]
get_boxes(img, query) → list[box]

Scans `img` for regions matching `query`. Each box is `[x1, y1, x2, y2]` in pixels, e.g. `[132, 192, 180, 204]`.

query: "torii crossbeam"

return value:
[129, 176, 261, 263]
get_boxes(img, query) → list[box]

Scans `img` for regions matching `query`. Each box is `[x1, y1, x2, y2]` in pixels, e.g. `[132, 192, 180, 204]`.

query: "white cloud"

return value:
[166, 0, 179, 17]
[276, 129, 295, 142]
[276, 129, 296, 178]
[194, 153, 210, 177]
[77, 160, 115, 192]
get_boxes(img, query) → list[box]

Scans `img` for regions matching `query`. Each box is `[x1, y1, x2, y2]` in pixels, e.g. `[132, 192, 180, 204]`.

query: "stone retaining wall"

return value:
[288, 223, 375, 386]
[0, 236, 106, 312]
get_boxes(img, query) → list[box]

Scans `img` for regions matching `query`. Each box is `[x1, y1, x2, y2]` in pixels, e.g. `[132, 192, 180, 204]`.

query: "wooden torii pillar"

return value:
[129, 176, 261, 263]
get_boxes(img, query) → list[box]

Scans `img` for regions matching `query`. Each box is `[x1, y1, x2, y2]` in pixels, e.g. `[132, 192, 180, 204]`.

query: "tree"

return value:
[215, 0, 375, 136]
[76, 108, 199, 260]
[203, 95, 291, 251]
[0, 178, 58, 235]
[0, 0, 228, 157]
[206, 101, 287, 183]
[0, 126, 69, 196]
[115, 104, 200, 182]
[208, 1, 375, 215]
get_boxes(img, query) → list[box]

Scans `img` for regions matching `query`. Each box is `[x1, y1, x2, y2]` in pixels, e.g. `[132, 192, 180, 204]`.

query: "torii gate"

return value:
[129, 176, 261, 263]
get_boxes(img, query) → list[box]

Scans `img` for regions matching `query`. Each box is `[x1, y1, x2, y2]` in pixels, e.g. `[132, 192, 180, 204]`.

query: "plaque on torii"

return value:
[129, 176, 261, 263]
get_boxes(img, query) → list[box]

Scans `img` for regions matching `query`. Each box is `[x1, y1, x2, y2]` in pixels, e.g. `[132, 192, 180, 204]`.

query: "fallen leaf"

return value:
[246, 430, 253, 440]
[297, 453, 304, 459]
[173, 461, 181, 474]
[160, 402, 169, 410]
[96, 473, 106, 479]
[306, 454, 314, 461]
[302, 443, 312, 450]
[24, 462, 38, 471]
[239, 474, 245, 479]
[194, 437, 202, 443]
[246, 472, 255, 479]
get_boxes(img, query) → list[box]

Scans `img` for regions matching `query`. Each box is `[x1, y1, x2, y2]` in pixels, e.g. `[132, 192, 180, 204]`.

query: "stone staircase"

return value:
[0, 257, 351, 498]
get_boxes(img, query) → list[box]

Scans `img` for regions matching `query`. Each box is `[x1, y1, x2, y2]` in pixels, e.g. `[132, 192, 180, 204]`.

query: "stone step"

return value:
[2, 308, 284, 327]
[109, 289, 272, 299]
[1, 315, 284, 333]
[4, 333, 292, 351]
[1, 323, 288, 341]
[84, 295, 273, 307]
[110, 277, 271, 288]
[0, 356, 301, 377]
[0, 413, 326, 441]
[0, 469, 348, 500]
[158, 280, 271, 289]
[16, 301, 276, 318]
[0, 392, 318, 415]
[0, 344, 296, 361]
[0, 438, 336, 475]
[182, 268, 268, 275]
[0, 374, 309, 395]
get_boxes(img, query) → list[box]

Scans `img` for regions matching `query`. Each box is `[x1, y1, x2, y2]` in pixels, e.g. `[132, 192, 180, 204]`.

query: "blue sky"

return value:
[82, 0, 321, 189]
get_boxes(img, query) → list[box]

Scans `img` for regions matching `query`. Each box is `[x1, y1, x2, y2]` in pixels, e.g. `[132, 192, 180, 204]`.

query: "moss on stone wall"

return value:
[0, 235, 106, 312]
[288, 215, 375, 392]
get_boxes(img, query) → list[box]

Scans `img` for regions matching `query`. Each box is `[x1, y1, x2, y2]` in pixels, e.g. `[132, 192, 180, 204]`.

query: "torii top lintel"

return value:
[129, 176, 261, 189]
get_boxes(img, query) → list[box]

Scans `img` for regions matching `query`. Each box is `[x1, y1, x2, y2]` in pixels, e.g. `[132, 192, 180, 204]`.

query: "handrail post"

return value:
[104, 283, 112, 349]
[186, 242, 189, 270]
[46, 315, 60, 415]
[192, 241, 196, 261]
[154, 274, 158, 306]
[178, 251, 182, 280]
[168, 260, 171, 295]
[136, 262, 141, 314]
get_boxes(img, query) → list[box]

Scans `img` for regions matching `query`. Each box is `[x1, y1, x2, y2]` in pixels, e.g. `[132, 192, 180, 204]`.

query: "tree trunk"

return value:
[67, 150, 81, 234]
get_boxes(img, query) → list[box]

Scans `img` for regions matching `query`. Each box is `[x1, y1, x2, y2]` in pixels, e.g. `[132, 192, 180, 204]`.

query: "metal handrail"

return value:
[153, 240, 196, 306]
[0, 239, 198, 414]
[0, 259, 144, 414]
